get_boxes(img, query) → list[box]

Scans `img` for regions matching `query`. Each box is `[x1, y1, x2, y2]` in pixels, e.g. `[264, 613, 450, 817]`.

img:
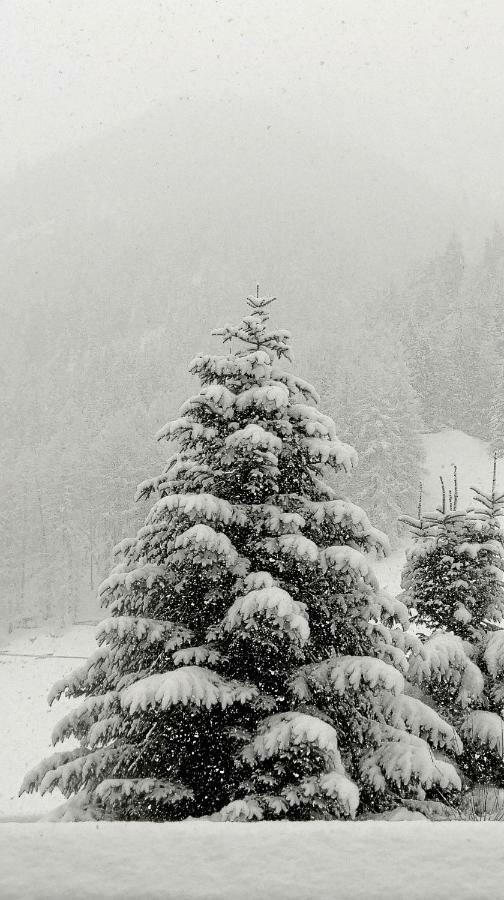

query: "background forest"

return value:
[2, 102, 504, 630]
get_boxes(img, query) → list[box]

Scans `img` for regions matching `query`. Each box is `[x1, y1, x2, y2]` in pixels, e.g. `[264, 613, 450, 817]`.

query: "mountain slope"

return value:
[0, 93, 465, 369]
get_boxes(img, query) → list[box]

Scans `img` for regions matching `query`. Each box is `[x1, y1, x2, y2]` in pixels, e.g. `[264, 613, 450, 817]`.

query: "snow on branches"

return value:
[121, 666, 258, 713]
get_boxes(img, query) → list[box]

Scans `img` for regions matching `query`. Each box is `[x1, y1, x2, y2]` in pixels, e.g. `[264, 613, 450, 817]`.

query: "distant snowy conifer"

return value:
[317, 325, 425, 545]
[22, 294, 461, 821]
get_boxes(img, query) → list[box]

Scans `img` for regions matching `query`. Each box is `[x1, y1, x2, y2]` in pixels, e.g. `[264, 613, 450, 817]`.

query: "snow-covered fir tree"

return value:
[401, 461, 504, 793]
[22, 295, 462, 821]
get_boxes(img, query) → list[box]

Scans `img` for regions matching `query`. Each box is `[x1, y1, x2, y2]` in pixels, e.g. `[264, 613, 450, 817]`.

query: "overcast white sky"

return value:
[1, 1, 504, 209]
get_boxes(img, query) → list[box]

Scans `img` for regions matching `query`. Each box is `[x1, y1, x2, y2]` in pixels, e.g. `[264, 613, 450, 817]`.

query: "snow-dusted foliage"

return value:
[22, 295, 459, 821]
[402, 460, 504, 792]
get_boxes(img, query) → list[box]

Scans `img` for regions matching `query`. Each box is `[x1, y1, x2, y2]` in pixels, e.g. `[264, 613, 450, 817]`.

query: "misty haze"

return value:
[2, 3, 504, 898]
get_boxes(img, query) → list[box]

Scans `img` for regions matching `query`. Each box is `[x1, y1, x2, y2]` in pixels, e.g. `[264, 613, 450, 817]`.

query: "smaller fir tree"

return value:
[401, 460, 504, 798]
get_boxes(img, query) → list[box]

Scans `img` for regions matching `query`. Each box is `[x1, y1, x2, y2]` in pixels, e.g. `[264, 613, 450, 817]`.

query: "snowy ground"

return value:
[2, 821, 503, 899]
[0, 429, 495, 823]
[0, 625, 96, 819]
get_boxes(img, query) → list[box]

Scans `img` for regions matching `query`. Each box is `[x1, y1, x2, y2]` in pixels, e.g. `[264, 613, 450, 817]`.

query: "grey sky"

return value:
[1, 1, 504, 215]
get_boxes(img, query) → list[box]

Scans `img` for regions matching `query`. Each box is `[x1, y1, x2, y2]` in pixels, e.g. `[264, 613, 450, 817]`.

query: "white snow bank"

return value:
[1, 821, 503, 899]
[374, 429, 495, 595]
[1, 624, 96, 658]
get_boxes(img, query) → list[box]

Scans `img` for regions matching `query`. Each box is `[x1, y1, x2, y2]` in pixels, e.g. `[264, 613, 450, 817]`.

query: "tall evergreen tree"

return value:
[401, 461, 504, 795]
[22, 295, 461, 821]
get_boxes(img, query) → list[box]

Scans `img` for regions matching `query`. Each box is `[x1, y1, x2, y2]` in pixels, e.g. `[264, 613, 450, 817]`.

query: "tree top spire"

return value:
[245, 291, 277, 313]
[212, 291, 290, 361]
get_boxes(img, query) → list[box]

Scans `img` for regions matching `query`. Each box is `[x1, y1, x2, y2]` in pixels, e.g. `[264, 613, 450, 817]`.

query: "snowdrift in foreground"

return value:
[1, 821, 502, 899]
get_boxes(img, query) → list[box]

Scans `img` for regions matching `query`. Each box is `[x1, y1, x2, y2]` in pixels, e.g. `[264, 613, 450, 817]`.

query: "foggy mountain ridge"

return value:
[0, 94, 468, 340]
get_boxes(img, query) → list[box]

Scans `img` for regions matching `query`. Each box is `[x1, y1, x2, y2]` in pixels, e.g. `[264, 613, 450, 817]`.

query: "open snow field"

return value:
[0, 430, 499, 896]
[2, 821, 504, 899]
